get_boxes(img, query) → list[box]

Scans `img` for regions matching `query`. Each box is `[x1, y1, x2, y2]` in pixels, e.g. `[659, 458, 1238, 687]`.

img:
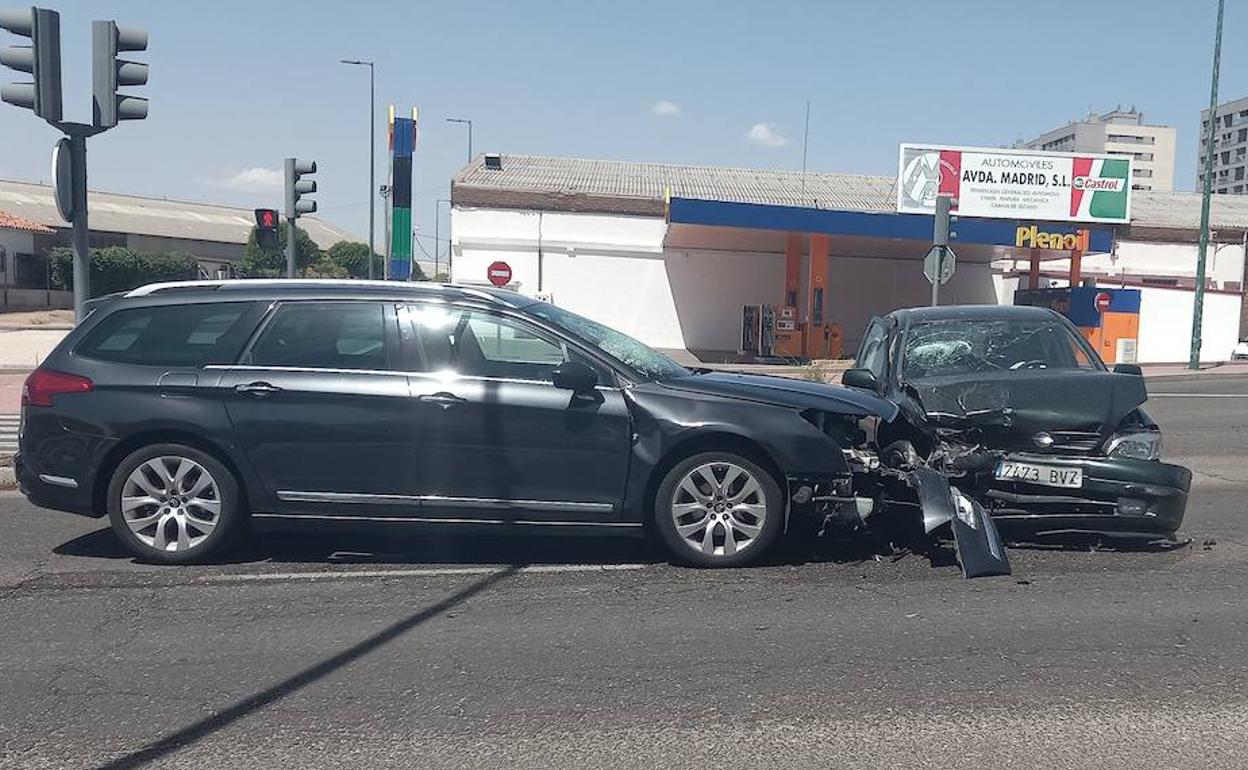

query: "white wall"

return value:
[453, 206, 1003, 354]
[1136, 287, 1242, 363]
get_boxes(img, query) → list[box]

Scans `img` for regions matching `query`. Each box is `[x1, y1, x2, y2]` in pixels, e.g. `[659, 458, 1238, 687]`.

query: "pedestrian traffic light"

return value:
[91, 19, 147, 129]
[254, 208, 279, 250]
[0, 6, 62, 123]
[285, 158, 317, 218]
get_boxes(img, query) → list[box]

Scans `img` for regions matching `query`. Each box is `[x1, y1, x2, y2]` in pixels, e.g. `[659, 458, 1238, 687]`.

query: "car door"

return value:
[216, 300, 418, 515]
[403, 302, 633, 521]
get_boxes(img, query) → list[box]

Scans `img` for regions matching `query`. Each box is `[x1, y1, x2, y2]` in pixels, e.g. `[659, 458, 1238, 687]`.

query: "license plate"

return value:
[995, 460, 1083, 489]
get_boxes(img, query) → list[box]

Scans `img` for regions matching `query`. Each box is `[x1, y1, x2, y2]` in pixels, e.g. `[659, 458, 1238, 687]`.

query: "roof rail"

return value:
[123, 279, 512, 304]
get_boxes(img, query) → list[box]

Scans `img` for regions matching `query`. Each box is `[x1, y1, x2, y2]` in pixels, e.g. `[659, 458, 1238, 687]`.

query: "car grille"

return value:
[1046, 431, 1103, 454]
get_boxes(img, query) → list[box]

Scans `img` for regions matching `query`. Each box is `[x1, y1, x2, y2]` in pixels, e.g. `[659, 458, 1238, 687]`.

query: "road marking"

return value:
[202, 563, 649, 583]
[1151, 393, 1248, 398]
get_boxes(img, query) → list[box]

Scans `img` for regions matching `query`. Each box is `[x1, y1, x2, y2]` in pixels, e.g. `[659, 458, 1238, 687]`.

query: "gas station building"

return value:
[449, 154, 1248, 364]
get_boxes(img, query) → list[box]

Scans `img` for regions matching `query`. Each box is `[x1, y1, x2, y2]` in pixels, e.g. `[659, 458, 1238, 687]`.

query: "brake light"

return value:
[22, 368, 93, 407]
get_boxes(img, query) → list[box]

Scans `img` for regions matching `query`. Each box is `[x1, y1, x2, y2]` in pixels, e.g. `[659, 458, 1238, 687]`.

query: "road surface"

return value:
[2, 374, 1247, 769]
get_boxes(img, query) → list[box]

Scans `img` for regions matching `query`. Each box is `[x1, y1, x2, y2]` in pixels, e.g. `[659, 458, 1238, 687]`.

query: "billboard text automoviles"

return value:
[897, 144, 1132, 225]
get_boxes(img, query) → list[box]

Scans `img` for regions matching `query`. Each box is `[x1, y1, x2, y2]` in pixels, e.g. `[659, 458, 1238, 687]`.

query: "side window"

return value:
[856, 320, 888, 379]
[409, 304, 583, 382]
[248, 302, 393, 371]
[76, 302, 260, 366]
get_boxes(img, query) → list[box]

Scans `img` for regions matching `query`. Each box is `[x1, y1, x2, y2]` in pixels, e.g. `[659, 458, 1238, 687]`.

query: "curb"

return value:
[0, 465, 14, 491]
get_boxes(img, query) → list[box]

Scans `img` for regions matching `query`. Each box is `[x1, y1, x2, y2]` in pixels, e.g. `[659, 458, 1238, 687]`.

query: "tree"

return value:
[321, 240, 426, 281]
[240, 222, 321, 277]
[47, 246, 200, 297]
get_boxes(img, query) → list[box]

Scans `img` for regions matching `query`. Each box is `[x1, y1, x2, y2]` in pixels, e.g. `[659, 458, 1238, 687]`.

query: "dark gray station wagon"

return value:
[17, 280, 904, 567]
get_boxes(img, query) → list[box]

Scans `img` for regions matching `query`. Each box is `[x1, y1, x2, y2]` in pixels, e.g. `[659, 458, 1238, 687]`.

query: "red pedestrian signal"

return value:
[254, 208, 278, 230]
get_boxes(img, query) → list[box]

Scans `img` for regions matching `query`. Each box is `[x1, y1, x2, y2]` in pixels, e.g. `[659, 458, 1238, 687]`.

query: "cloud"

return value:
[747, 122, 789, 147]
[651, 100, 682, 117]
[203, 166, 284, 191]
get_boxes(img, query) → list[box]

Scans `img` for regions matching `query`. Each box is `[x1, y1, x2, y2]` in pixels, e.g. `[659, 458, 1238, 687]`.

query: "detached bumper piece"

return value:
[907, 467, 1011, 579]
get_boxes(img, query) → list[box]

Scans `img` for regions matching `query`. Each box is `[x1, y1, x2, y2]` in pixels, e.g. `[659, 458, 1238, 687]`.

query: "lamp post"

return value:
[1190, 0, 1225, 370]
[434, 198, 451, 281]
[446, 117, 472, 163]
[339, 58, 376, 280]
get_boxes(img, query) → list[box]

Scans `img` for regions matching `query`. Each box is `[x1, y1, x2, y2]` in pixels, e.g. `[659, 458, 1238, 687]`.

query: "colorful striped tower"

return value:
[387, 106, 418, 280]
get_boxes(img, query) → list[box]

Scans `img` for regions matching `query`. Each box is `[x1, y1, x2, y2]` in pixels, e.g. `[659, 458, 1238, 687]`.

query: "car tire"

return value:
[654, 451, 783, 567]
[106, 443, 244, 564]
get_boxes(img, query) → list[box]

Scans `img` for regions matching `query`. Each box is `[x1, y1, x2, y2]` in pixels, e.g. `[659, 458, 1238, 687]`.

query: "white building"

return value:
[1198, 95, 1248, 195]
[1017, 109, 1177, 192]
[450, 154, 1247, 365]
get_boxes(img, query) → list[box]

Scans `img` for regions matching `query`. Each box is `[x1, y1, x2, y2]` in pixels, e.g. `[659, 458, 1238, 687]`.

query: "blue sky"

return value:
[1, 0, 1243, 266]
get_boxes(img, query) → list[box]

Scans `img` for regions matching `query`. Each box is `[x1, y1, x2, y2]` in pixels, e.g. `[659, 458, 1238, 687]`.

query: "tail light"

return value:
[22, 368, 93, 407]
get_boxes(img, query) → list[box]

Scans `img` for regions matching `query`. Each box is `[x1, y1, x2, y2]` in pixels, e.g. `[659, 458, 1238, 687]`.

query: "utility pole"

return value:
[339, 59, 375, 279]
[1190, 0, 1225, 370]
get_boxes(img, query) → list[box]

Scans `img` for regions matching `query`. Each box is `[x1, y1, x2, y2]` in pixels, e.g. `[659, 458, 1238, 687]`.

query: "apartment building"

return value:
[1197, 95, 1248, 195]
[1017, 108, 1176, 192]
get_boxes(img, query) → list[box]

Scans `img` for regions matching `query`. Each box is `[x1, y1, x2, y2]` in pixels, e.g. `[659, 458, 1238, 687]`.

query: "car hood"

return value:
[660, 371, 899, 420]
[907, 369, 1148, 435]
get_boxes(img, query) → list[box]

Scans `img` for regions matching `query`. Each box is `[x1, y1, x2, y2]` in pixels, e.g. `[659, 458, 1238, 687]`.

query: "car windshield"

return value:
[900, 317, 1103, 380]
[526, 301, 689, 380]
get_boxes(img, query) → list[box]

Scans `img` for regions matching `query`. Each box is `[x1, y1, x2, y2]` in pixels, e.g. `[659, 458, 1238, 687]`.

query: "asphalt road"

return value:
[3, 374, 1248, 769]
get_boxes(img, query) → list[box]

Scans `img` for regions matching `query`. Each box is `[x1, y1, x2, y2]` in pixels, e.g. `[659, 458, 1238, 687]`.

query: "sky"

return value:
[1, 0, 1244, 271]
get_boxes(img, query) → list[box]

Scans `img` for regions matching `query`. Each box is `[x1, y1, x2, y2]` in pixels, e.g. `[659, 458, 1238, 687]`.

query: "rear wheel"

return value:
[106, 443, 243, 564]
[654, 452, 782, 567]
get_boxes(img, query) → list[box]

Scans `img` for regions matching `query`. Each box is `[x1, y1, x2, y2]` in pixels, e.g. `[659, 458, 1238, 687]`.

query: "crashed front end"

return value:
[896, 371, 1193, 542]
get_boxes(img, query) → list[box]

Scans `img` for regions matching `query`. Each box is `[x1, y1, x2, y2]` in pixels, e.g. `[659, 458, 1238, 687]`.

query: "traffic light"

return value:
[0, 6, 62, 122]
[285, 158, 317, 218]
[254, 208, 279, 250]
[91, 19, 147, 128]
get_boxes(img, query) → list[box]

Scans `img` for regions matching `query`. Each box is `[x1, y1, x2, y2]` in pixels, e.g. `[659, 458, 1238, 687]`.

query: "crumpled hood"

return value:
[661, 371, 899, 420]
[909, 369, 1148, 435]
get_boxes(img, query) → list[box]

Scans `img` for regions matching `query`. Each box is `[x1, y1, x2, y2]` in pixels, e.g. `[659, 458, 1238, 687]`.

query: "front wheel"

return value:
[654, 452, 783, 567]
[106, 443, 244, 564]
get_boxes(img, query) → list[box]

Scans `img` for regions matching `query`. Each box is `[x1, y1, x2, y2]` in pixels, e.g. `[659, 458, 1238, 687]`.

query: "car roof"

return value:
[888, 304, 1061, 324]
[113, 279, 537, 308]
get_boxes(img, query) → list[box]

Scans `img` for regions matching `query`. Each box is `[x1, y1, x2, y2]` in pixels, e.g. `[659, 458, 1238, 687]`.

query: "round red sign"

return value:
[487, 261, 512, 287]
[1094, 291, 1112, 314]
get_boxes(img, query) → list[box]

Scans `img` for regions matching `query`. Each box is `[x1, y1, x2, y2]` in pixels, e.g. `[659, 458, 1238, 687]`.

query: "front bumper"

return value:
[969, 453, 1191, 536]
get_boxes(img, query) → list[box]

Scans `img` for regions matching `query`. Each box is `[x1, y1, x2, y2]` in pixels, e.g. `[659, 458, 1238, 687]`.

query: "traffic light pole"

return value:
[68, 130, 88, 318]
[931, 195, 952, 307]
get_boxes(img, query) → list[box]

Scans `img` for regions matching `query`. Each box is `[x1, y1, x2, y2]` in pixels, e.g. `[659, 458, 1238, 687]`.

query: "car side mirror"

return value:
[842, 368, 879, 390]
[1113, 363, 1142, 376]
[552, 361, 599, 392]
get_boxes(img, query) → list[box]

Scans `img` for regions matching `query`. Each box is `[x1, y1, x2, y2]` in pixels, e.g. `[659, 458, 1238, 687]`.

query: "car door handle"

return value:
[235, 381, 282, 397]
[418, 392, 466, 409]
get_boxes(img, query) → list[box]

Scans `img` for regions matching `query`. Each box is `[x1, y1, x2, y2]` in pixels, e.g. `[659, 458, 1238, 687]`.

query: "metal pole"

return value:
[368, 62, 376, 280]
[433, 207, 439, 280]
[1190, 0, 1225, 370]
[467, 120, 472, 163]
[69, 132, 89, 321]
[931, 195, 951, 307]
[284, 157, 296, 278]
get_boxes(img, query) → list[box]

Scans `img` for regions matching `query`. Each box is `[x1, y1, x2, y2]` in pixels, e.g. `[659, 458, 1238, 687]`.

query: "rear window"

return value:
[76, 302, 261, 366]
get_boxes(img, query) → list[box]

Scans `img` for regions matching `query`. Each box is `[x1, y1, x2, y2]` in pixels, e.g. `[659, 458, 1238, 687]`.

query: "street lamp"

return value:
[446, 117, 472, 163]
[339, 58, 376, 280]
[435, 198, 451, 281]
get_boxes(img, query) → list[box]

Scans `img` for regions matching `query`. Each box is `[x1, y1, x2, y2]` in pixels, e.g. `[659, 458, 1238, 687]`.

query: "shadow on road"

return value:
[89, 565, 521, 770]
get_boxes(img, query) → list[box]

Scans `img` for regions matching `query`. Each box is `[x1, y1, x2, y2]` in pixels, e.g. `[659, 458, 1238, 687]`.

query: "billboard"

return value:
[897, 144, 1132, 224]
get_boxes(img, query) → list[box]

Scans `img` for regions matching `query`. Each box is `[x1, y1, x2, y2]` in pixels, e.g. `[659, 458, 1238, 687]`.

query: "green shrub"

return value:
[47, 246, 200, 297]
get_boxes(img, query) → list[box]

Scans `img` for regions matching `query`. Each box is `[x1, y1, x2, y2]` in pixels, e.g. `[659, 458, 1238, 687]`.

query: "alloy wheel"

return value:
[669, 461, 768, 558]
[120, 456, 221, 552]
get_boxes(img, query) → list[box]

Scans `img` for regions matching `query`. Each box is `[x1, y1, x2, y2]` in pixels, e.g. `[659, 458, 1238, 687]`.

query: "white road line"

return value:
[203, 563, 649, 583]
[1151, 393, 1248, 398]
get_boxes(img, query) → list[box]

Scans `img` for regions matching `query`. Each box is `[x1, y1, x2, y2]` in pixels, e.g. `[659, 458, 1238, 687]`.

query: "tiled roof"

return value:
[0, 179, 358, 248]
[0, 210, 55, 234]
[452, 154, 1248, 233]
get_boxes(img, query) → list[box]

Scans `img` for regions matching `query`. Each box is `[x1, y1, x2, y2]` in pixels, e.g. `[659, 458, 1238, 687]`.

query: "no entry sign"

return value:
[487, 261, 512, 287]
[1094, 291, 1112, 314]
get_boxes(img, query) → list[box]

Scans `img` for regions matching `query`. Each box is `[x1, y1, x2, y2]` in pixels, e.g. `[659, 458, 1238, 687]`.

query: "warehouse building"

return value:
[449, 154, 1247, 364]
[0, 179, 356, 310]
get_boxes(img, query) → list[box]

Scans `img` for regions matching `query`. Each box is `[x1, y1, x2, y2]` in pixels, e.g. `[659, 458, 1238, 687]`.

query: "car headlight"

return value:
[1105, 430, 1162, 461]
